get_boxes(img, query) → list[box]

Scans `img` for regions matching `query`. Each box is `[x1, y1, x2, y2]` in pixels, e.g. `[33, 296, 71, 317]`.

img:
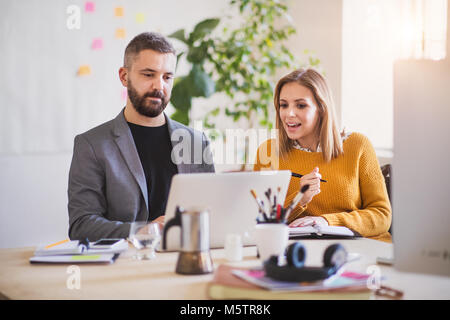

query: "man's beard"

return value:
[127, 79, 169, 118]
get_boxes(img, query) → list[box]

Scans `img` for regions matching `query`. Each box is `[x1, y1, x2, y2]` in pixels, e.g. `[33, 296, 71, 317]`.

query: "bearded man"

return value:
[68, 32, 215, 241]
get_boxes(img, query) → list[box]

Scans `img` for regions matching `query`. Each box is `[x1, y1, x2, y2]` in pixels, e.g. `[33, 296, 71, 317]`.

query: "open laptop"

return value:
[158, 170, 291, 251]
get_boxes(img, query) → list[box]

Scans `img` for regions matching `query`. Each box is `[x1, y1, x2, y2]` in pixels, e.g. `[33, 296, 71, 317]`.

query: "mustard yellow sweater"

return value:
[254, 133, 392, 242]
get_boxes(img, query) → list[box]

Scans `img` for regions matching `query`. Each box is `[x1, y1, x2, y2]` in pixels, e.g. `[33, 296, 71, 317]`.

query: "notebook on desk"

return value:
[159, 170, 292, 251]
[289, 225, 361, 239]
[34, 239, 86, 256]
[29, 253, 119, 264]
[29, 239, 127, 264]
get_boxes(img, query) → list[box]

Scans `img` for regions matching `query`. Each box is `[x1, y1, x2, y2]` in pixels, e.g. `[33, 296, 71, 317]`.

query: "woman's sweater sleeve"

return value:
[322, 136, 392, 237]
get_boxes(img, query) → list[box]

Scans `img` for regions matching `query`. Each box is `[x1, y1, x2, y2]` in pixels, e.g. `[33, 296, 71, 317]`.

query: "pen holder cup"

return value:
[253, 223, 289, 263]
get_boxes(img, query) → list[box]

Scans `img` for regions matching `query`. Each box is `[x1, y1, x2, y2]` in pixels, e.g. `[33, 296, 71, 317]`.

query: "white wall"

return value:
[0, 154, 72, 248]
[287, 0, 343, 126]
[341, 0, 396, 150]
[0, 0, 343, 248]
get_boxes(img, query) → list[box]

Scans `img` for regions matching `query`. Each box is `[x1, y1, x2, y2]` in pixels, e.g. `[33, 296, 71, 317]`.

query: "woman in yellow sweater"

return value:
[254, 68, 392, 242]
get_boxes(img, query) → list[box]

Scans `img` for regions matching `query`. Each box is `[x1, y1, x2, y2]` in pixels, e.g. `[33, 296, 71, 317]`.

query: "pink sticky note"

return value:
[92, 38, 103, 50]
[85, 2, 95, 13]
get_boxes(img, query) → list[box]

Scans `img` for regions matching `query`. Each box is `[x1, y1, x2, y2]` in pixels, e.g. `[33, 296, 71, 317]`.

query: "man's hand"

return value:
[136, 216, 165, 235]
[152, 215, 165, 232]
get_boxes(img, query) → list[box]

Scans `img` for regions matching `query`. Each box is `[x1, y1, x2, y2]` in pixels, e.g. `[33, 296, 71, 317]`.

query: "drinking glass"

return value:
[129, 221, 161, 260]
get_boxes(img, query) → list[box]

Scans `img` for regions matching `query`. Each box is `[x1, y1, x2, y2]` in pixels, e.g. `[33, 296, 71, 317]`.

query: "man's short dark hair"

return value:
[124, 32, 176, 69]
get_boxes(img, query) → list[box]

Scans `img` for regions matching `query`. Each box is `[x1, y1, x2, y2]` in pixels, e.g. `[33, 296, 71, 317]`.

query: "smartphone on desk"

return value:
[90, 238, 124, 249]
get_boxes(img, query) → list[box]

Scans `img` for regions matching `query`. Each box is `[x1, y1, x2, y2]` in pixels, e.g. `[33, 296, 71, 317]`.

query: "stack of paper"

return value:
[29, 254, 117, 264]
[29, 239, 127, 264]
[34, 240, 86, 256]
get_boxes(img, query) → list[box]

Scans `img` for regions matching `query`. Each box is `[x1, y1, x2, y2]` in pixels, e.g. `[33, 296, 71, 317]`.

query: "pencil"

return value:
[44, 239, 70, 249]
[291, 172, 327, 183]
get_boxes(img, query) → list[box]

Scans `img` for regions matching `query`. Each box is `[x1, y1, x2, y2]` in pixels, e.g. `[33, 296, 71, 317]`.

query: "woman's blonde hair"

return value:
[274, 68, 343, 162]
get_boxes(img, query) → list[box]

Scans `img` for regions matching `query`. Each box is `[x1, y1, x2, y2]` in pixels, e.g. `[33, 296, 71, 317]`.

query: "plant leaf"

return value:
[175, 52, 184, 71]
[189, 18, 220, 43]
[187, 44, 207, 63]
[170, 109, 190, 125]
[189, 65, 215, 97]
[168, 29, 187, 44]
[170, 77, 191, 112]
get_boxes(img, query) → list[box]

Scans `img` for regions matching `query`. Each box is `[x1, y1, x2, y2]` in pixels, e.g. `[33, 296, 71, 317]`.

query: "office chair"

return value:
[381, 164, 393, 235]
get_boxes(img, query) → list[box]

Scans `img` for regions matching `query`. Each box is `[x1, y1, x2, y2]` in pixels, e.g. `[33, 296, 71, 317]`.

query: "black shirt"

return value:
[128, 122, 178, 221]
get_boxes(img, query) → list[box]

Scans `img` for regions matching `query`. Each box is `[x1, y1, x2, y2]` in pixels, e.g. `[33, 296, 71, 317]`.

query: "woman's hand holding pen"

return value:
[298, 167, 322, 206]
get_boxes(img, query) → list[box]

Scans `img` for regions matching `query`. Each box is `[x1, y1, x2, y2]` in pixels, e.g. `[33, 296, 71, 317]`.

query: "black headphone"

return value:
[263, 242, 348, 282]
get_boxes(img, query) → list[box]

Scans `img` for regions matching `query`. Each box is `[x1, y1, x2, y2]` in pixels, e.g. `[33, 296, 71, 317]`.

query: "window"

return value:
[341, 0, 447, 154]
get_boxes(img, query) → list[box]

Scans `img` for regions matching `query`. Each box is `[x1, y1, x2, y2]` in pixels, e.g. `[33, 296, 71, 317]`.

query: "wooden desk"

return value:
[0, 239, 449, 300]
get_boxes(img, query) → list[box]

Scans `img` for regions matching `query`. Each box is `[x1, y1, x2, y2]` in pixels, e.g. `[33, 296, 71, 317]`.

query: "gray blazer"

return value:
[68, 109, 215, 241]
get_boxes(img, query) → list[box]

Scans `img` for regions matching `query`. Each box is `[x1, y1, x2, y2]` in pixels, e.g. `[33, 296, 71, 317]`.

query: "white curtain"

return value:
[341, 0, 448, 151]
[396, 0, 448, 60]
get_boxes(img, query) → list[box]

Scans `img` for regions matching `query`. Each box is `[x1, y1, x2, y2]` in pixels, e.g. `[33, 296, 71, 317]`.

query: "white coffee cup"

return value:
[253, 223, 289, 263]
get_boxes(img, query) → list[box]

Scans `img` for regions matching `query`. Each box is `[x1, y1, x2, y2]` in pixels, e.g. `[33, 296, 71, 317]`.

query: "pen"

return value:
[78, 238, 90, 252]
[291, 172, 327, 183]
[276, 204, 281, 221]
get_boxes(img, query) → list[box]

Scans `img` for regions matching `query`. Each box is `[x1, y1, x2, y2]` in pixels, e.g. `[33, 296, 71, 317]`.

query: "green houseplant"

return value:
[206, 0, 298, 130]
[168, 18, 220, 125]
[169, 0, 303, 129]
[168, 0, 320, 169]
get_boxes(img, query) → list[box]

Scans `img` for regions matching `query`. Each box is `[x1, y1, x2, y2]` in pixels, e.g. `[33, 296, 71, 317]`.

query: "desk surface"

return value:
[0, 239, 449, 300]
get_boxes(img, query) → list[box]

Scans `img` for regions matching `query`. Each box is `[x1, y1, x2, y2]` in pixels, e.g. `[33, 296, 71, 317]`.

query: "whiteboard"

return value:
[0, 0, 226, 154]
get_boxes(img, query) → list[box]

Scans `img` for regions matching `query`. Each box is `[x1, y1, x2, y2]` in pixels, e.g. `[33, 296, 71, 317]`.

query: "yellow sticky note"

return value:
[114, 6, 124, 17]
[115, 28, 126, 39]
[77, 65, 91, 76]
[136, 13, 145, 24]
